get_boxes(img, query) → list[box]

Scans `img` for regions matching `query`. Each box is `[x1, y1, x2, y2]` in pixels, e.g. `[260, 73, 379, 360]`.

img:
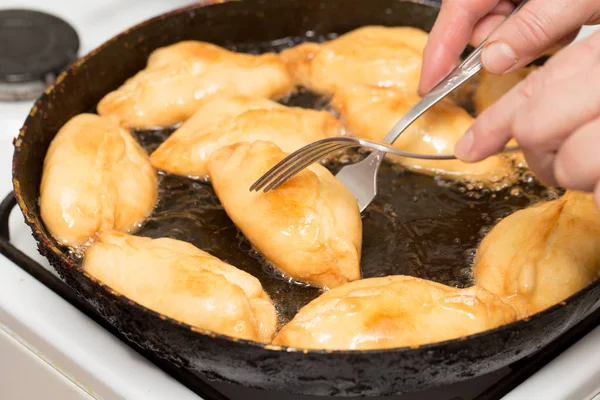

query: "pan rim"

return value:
[11, 0, 600, 356]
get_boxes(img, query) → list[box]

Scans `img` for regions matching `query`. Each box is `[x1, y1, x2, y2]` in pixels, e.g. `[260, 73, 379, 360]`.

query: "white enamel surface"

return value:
[0, 3, 202, 399]
[0, 325, 94, 400]
[0, 2, 599, 399]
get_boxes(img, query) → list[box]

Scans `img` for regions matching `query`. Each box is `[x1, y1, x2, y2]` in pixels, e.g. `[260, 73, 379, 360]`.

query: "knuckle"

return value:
[516, 66, 545, 99]
[511, 6, 553, 49]
[516, 76, 535, 99]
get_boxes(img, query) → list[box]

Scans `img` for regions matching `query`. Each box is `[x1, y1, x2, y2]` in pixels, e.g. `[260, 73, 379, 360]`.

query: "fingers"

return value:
[550, 30, 582, 53]
[542, 29, 600, 74]
[512, 66, 600, 155]
[420, 0, 596, 95]
[554, 117, 600, 191]
[481, 0, 597, 74]
[472, 17, 579, 55]
[453, 79, 524, 162]
[470, 1, 517, 46]
[418, 0, 500, 95]
[455, 30, 600, 164]
[471, 15, 509, 47]
[595, 181, 600, 210]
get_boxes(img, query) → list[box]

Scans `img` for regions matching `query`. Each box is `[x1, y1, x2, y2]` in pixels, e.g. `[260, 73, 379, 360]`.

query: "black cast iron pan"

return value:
[11, 0, 600, 396]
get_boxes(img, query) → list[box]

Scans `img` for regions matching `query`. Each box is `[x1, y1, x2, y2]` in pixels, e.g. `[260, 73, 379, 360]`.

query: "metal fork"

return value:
[251, 0, 529, 210]
[249, 137, 520, 192]
[335, 0, 529, 211]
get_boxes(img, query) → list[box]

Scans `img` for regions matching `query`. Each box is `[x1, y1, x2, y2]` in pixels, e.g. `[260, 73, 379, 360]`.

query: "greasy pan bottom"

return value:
[12, 0, 600, 396]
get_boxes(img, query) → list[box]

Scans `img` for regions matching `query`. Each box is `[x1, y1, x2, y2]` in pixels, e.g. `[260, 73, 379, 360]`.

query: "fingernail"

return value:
[481, 41, 518, 74]
[455, 130, 474, 161]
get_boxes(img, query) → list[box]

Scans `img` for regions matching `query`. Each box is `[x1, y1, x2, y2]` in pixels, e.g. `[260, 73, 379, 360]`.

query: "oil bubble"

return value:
[510, 187, 524, 197]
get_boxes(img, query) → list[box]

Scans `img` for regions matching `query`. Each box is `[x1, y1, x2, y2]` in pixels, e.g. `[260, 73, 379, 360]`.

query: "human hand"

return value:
[453, 30, 600, 206]
[418, 0, 600, 96]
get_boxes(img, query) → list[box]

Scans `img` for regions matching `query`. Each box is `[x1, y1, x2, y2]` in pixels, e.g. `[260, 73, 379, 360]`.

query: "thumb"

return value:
[481, 0, 591, 74]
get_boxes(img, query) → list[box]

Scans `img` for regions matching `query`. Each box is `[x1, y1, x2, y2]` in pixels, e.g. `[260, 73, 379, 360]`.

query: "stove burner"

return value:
[0, 9, 79, 101]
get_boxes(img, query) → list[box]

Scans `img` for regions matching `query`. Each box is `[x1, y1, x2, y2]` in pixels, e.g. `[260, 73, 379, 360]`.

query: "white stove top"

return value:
[0, 1, 599, 399]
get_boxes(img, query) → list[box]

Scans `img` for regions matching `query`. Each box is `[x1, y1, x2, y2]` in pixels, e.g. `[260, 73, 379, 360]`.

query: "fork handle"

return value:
[382, 0, 529, 145]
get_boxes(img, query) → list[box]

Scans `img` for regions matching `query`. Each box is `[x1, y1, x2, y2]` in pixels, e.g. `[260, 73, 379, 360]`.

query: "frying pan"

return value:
[11, 0, 600, 396]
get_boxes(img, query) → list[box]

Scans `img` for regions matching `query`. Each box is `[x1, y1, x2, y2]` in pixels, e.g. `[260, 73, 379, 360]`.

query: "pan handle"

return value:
[0, 191, 16, 241]
[0, 191, 79, 297]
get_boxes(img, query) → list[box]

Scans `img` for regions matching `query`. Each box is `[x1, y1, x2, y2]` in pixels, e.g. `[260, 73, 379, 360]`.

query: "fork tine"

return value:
[249, 141, 343, 191]
[251, 142, 347, 191]
[262, 143, 351, 192]
[262, 143, 349, 193]
[256, 142, 347, 192]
